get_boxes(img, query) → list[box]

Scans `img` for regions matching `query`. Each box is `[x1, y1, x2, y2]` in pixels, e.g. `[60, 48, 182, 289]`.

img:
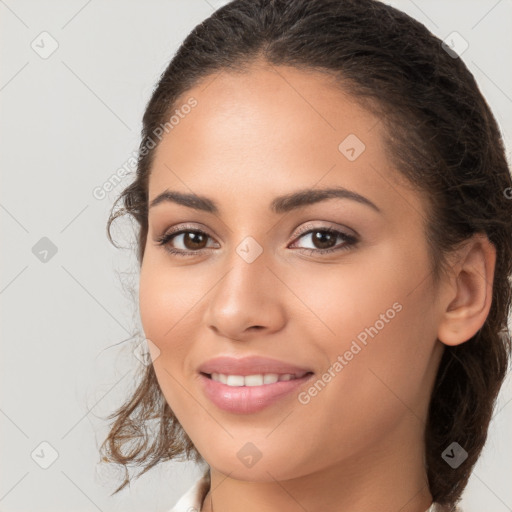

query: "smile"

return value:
[199, 371, 315, 414]
[206, 371, 311, 386]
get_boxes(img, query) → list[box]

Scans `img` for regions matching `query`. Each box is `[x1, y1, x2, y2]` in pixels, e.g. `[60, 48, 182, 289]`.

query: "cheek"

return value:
[138, 263, 172, 345]
[138, 254, 219, 381]
[292, 240, 436, 408]
[285, 297, 436, 471]
[289, 240, 426, 340]
[294, 242, 436, 376]
[138, 258, 192, 373]
[138, 260, 200, 417]
[138, 253, 201, 344]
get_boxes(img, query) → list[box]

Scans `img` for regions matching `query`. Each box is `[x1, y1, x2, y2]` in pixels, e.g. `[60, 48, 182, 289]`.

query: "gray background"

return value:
[1, 1, 511, 511]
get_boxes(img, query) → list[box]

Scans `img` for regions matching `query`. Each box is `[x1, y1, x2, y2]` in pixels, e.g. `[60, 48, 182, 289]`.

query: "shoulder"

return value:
[166, 472, 210, 512]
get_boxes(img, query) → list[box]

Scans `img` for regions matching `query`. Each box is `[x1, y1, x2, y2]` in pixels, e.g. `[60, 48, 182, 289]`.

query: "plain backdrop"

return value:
[1, 1, 511, 511]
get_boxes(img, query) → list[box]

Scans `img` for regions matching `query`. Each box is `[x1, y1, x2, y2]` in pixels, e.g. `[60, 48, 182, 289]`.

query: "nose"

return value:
[203, 247, 286, 342]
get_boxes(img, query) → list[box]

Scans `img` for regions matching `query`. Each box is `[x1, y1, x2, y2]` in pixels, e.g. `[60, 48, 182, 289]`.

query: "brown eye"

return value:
[290, 227, 358, 255]
[309, 230, 338, 250]
[156, 228, 218, 256]
[180, 231, 208, 250]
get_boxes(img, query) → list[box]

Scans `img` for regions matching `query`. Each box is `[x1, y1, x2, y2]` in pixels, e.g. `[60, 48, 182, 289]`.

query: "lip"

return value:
[199, 372, 314, 414]
[197, 355, 315, 414]
[197, 355, 313, 377]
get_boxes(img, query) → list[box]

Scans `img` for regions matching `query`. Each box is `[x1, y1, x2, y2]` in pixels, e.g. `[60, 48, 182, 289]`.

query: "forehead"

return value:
[147, 63, 422, 225]
[156, 63, 382, 159]
[154, 66, 376, 165]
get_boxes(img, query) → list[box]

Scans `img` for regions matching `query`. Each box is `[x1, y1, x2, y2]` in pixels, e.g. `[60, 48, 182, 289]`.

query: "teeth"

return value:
[210, 373, 300, 386]
[263, 374, 279, 384]
[245, 374, 264, 386]
[226, 375, 245, 386]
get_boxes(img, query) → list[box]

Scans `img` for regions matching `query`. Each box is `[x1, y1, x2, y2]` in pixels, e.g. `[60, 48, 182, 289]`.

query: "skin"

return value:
[139, 61, 496, 512]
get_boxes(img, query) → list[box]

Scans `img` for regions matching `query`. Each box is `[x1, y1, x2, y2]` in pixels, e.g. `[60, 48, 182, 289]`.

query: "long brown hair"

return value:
[100, 1, 512, 508]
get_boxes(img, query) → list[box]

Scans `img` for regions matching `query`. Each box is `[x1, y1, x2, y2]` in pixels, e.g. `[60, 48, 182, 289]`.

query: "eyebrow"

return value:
[149, 186, 381, 214]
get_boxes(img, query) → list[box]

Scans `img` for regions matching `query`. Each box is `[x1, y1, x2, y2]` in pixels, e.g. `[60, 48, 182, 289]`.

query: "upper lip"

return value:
[198, 355, 314, 377]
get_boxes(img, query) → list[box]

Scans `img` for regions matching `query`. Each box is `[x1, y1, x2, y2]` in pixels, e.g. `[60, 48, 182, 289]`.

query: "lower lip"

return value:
[199, 373, 314, 414]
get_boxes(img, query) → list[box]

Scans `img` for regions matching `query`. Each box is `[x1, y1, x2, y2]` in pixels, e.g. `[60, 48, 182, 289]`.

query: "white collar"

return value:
[168, 472, 210, 512]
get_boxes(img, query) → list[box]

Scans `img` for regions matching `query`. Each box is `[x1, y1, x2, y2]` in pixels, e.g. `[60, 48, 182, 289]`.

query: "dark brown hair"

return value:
[100, 0, 512, 508]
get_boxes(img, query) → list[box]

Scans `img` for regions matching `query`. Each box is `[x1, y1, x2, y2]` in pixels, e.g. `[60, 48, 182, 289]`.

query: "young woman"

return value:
[100, 1, 512, 511]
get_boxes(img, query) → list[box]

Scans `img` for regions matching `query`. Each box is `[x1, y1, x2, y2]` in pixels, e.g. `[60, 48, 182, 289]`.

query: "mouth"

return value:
[200, 371, 314, 386]
[198, 371, 315, 414]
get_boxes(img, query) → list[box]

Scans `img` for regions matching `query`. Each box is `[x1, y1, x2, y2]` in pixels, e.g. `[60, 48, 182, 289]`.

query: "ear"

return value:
[437, 233, 496, 346]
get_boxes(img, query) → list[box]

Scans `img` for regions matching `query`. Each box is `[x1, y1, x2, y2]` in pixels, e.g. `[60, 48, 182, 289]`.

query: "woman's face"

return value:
[139, 63, 447, 482]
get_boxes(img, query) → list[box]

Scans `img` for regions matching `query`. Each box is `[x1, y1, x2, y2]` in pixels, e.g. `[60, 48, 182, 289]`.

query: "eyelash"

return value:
[155, 223, 358, 258]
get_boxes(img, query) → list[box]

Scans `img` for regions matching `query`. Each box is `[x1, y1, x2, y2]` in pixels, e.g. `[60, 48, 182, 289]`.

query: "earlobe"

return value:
[437, 233, 496, 347]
